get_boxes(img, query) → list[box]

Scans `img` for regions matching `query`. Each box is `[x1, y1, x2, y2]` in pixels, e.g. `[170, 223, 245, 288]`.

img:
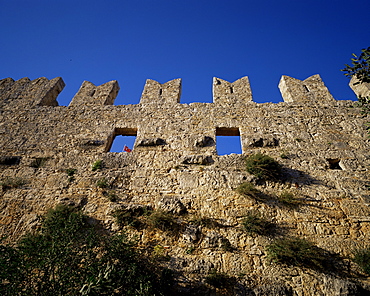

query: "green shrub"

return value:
[236, 182, 260, 198]
[91, 160, 102, 171]
[96, 178, 109, 188]
[245, 153, 282, 180]
[0, 177, 25, 191]
[147, 210, 179, 232]
[353, 247, 370, 275]
[66, 168, 77, 176]
[242, 211, 274, 235]
[278, 191, 300, 206]
[266, 237, 327, 269]
[112, 209, 141, 228]
[0, 204, 171, 295]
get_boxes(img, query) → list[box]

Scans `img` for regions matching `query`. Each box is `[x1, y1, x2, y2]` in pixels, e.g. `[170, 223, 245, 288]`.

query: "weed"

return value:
[280, 153, 289, 159]
[147, 210, 178, 232]
[152, 245, 171, 261]
[30, 157, 49, 168]
[0, 176, 25, 191]
[112, 209, 140, 228]
[266, 237, 328, 270]
[205, 269, 233, 289]
[186, 246, 196, 254]
[242, 211, 274, 236]
[66, 168, 77, 176]
[96, 178, 109, 188]
[278, 191, 300, 207]
[236, 182, 260, 198]
[353, 247, 370, 275]
[245, 153, 281, 180]
[91, 160, 102, 171]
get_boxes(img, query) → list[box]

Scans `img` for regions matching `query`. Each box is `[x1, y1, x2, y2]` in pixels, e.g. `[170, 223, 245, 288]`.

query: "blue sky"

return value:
[1, 0, 369, 153]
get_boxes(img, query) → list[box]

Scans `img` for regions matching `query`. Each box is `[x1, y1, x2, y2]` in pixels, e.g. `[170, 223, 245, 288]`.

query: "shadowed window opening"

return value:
[107, 128, 137, 152]
[327, 158, 342, 170]
[216, 127, 242, 155]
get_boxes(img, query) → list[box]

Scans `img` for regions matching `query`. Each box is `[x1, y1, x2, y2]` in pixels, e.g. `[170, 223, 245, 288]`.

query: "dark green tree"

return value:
[342, 46, 370, 84]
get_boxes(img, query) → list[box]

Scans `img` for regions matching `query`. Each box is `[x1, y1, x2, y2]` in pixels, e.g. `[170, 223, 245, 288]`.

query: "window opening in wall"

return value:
[216, 127, 242, 155]
[327, 158, 342, 170]
[107, 128, 137, 152]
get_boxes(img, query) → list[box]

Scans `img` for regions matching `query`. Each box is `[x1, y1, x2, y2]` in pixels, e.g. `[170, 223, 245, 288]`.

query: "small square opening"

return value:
[216, 127, 242, 155]
[107, 128, 137, 152]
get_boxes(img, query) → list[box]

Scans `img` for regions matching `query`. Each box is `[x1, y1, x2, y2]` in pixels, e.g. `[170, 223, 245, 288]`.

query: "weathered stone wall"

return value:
[0, 74, 369, 295]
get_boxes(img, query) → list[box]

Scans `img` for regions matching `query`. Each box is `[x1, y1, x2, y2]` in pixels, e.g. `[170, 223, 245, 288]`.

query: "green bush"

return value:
[353, 247, 370, 275]
[96, 178, 109, 188]
[242, 211, 274, 235]
[236, 182, 260, 198]
[266, 237, 327, 270]
[245, 153, 282, 180]
[147, 210, 179, 232]
[0, 204, 172, 295]
[278, 191, 300, 206]
[112, 208, 141, 228]
[91, 159, 103, 171]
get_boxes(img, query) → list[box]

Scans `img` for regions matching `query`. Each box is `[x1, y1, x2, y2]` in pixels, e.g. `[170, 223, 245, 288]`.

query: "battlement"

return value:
[0, 74, 356, 108]
[1, 72, 370, 295]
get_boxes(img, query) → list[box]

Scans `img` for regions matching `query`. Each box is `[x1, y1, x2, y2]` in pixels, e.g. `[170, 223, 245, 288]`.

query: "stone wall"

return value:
[0, 74, 369, 295]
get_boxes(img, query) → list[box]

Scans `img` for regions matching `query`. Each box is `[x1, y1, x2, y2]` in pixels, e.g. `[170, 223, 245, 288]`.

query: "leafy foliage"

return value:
[147, 210, 179, 232]
[242, 211, 274, 235]
[91, 159, 103, 171]
[245, 153, 282, 180]
[0, 204, 172, 295]
[266, 237, 328, 270]
[236, 182, 260, 198]
[278, 191, 301, 207]
[353, 247, 370, 275]
[342, 47, 370, 84]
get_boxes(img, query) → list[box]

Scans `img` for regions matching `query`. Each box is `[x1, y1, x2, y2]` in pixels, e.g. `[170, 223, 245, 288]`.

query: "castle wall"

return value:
[1, 74, 369, 294]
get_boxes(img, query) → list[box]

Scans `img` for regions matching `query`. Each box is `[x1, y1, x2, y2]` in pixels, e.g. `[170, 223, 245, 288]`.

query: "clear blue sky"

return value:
[1, 1, 369, 153]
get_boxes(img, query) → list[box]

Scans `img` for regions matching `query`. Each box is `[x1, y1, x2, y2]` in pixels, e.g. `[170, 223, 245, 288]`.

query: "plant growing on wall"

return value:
[266, 237, 328, 270]
[0, 204, 172, 295]
[352, 247, 370, 275]
[245, 153, 282, 180]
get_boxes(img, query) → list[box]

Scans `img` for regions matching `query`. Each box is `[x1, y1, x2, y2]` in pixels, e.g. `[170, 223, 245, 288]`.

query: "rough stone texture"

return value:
[1, 74, 370, 295]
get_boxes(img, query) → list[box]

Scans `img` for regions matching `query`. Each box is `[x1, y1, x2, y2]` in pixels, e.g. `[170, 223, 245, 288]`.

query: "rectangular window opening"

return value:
[216, 127, 242, 155]
[107, 128, 137, 152]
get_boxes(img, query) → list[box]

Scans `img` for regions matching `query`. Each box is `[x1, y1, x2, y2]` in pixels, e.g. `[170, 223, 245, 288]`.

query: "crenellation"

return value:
[0, 76, 64, 108]
[140, 78, 181, 104]
[212, 76, 253, 104]
[1, 74, 370, 295]
[69, 80, 119, 107]
[279, 74, 334, 103]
